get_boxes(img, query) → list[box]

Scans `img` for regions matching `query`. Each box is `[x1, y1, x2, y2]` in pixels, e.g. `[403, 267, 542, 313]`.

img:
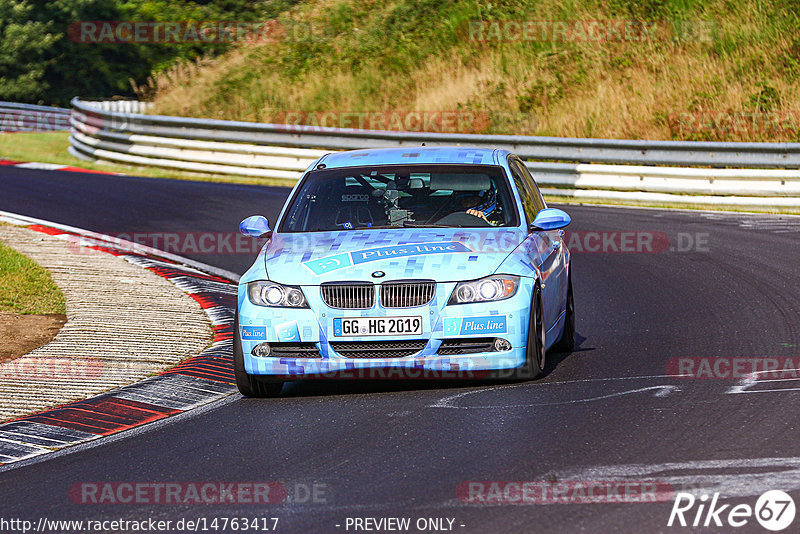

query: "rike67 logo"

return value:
[668, 490, 796, 531]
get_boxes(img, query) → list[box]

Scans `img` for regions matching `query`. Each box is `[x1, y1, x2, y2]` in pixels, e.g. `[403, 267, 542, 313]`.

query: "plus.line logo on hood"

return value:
[303, 242, 473, 275]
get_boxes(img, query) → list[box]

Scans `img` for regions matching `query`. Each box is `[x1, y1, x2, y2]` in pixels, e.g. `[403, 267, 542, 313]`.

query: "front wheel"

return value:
[233, 313, 283, 397]
[551, 274, 575, 353]
[521, 284, 546, 380]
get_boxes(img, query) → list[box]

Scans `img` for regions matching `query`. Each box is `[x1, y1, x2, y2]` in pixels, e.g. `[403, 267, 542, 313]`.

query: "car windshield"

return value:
[279, 164, 518, 232]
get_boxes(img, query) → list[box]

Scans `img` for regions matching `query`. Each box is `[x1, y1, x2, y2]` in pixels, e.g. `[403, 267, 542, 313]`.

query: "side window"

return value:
[515, 160, 546, 213]
[508, 158, 537, 225]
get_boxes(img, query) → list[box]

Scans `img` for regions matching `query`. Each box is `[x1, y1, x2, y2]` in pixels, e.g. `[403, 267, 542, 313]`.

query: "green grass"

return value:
[0, 237, 66, 315]
[144, 0, 800, 143]
[0, 132, 297, 187]
[0, 132, 74, 165]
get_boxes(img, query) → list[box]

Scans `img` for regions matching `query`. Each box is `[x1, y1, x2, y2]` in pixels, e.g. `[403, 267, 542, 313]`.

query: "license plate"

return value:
[333, 316, 423, 337]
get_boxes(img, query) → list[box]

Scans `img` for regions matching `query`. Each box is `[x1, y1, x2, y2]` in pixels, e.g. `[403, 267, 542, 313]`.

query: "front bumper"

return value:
[237, 280, 533, 378]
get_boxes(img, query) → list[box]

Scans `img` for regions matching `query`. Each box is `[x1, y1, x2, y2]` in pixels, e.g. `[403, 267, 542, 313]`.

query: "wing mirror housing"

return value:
[239, 215, 272, 238]
[530, 208, 571, 232]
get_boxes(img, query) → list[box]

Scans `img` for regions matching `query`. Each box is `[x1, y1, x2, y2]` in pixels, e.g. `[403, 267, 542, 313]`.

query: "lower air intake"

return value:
[436, 338, 495, 355]
[270, 343, 322, 358]
[330, 340, 427, 358]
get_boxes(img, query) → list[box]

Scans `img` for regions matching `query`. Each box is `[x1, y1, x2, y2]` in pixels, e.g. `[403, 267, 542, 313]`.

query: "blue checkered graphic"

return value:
[237, 196, 570, 377]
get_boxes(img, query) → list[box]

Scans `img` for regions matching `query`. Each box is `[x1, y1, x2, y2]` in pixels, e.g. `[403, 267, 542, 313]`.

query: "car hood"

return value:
[261, 228, 527, 285]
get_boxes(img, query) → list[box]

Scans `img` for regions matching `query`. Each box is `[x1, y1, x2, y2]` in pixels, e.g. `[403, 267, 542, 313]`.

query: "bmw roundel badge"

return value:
[372, 271, 386, 278]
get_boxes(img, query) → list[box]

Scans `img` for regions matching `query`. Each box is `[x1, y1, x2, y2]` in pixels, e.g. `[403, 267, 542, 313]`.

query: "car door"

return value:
[508, 157, 565, 334]
[516, 159, 568, 301]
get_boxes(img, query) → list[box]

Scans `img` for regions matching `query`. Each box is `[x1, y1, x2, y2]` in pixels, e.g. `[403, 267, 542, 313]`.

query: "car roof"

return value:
[316, 147, 509, 169]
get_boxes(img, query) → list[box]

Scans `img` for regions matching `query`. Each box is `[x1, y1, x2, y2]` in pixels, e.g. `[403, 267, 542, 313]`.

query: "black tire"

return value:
[521, 284, 546, 380]
[233, 313, 283, 397]
[551, 273, 575, 353]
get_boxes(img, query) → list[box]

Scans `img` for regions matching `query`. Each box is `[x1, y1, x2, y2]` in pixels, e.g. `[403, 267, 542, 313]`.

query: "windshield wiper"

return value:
[327, 223, 460, 230]
[337, 225, 399, 230]
[402, 222, 460, 228]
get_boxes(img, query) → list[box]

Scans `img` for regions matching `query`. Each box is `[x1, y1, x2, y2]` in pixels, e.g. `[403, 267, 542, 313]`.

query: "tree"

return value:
[0, 0, 285, 105]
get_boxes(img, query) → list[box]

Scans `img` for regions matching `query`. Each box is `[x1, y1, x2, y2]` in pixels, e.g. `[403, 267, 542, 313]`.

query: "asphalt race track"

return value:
[2, 166, 800, 533]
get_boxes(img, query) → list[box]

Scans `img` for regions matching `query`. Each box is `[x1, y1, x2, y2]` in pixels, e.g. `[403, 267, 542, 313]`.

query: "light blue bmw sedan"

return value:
[234, 147, 574, 396]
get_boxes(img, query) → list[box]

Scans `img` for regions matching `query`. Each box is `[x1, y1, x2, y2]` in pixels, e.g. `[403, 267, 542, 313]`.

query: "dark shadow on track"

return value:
[542, 331, 592, 377]
[279, 378, 494, 398]
[274, 333, 590, 398]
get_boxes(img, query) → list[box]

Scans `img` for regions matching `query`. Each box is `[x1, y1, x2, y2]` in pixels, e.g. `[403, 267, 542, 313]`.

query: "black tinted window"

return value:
[508, 158, 539, 224]
[515, 159, 546, 213]
[279, 164, 519, 232]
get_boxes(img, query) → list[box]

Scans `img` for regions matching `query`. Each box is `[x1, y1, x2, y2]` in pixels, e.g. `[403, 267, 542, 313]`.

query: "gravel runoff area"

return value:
[0, 224, 213, 421]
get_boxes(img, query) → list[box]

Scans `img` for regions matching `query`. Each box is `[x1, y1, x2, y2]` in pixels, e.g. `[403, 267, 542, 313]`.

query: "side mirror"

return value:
[530, 208, 571, 231]
[239, 215, 272, 238]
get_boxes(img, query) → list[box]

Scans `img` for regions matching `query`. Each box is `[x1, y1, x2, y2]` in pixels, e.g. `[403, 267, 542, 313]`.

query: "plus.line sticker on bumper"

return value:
[444, 316, 508, 336]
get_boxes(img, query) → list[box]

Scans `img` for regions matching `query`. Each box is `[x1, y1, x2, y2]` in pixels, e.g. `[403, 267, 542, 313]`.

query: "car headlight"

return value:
[248, 281, 308, 308]
[448, 275, 520, 305]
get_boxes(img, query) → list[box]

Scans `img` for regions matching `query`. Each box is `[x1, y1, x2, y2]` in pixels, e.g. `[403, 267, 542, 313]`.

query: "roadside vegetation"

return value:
[142, 0, 800, 142]
[0, 132, 296, 186]
[0, 236, 65, 315]
[4, 0, 800, 214]
[0, 0, 297, 105]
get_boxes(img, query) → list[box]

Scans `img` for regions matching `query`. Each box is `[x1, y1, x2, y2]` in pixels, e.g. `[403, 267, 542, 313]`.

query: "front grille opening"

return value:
[330, 340, 427, 359]
[380, 280, 436, 308]
[321, 283, 375, 309]
[270, 343, 322, 358]
[437, 338, 496, 355]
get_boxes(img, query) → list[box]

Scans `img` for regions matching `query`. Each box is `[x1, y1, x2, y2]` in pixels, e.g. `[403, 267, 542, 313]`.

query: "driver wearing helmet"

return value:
[460, 188, 499, 224]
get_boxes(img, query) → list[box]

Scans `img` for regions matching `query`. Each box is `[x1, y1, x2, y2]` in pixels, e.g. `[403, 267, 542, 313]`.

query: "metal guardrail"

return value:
[0, 101, 70, 132]
[78, 100, 152, 114]
[67, 98, 800, 206]
[69, 98, 800, 168]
